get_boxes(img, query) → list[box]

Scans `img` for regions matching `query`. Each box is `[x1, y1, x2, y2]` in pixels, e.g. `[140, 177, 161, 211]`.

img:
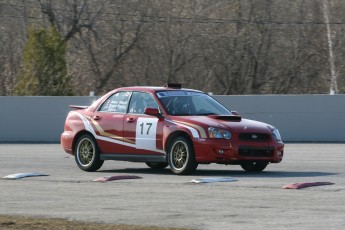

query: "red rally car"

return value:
[61, 84, 284, 175]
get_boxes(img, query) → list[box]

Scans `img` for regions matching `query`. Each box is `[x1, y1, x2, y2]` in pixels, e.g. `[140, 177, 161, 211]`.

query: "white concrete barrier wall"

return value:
[0, 95, 344, 142]
[0, 96, 98, 143]
[214, 95, 345, 142]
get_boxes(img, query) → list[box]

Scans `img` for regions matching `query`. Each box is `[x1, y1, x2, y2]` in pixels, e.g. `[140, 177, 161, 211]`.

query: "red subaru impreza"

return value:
[61, 84, 284, 175]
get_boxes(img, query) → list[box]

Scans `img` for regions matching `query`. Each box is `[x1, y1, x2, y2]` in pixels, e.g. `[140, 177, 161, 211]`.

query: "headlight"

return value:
[208, 127, 232, 140]
[272, 129, 282, 141]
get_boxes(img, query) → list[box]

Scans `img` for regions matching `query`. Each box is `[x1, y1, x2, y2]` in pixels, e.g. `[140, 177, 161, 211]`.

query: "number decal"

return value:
[136, 118, 158, 151]
[139, 122, 153, 135]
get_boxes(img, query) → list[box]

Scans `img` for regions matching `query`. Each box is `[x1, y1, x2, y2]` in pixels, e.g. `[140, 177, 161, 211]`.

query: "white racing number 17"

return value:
[136, 117, 158, 151]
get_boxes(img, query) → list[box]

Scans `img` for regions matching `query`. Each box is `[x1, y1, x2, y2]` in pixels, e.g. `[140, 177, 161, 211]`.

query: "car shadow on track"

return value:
[98, 168, 172, 175]
[98, 168, 338, 178]
[194, 170, 338, 178]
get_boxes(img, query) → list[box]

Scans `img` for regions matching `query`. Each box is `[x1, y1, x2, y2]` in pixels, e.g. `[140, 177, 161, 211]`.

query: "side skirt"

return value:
[100, 154, 167, 163]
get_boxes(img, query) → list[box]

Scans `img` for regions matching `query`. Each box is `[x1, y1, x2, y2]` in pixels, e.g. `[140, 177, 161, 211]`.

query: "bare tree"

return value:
[37, 0, 106, 43]
[1, 0, 345, 95]
[133, 1, 210, 90]
[203, 0, 275, 94]
[67, 1, 147, 95]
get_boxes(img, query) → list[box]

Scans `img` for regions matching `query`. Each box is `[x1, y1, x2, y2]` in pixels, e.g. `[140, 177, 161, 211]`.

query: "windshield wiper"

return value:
[197, 112, 218, 116]
[174, 114, 192, 116]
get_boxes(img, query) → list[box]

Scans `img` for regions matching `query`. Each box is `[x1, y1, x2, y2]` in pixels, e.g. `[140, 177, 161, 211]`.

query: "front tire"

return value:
[75, 134, 104, 172]
[168, 136, 198, 175]
[240, 161, 268, 172]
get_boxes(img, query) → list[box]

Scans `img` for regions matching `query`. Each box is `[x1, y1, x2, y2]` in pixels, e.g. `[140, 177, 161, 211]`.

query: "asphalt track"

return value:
[0, 143, 344, 230]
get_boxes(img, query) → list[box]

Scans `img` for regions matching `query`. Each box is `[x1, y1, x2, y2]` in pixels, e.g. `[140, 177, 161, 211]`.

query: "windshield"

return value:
[156, 91, 232, 116]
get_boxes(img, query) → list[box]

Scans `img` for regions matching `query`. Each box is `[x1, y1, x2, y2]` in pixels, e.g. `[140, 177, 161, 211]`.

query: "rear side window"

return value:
[98, 91, 131, 113]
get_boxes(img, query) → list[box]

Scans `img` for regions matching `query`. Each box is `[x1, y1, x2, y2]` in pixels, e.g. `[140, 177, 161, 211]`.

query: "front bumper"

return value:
[193, 138, 284, 164]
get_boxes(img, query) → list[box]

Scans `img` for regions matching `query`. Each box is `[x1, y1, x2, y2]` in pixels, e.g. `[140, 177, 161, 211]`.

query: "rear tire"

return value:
[240, 161, 268, 172]
[74, 134, 104, 172]
[145, 162, 168, 169]
[168, 136, 198, 175]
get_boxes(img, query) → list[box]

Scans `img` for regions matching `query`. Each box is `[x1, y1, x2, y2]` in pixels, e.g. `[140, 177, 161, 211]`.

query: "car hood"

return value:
[171, 115, 274, 134]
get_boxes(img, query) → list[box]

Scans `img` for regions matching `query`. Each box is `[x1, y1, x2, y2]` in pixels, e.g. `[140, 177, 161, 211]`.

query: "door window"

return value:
[128, 92, 159, 114]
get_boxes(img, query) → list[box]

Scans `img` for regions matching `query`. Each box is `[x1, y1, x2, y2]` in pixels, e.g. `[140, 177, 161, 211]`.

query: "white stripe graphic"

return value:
[168, 120, 200, 138]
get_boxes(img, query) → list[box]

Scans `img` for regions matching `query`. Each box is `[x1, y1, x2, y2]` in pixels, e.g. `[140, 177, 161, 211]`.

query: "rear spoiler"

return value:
[69, 105, 89, 109]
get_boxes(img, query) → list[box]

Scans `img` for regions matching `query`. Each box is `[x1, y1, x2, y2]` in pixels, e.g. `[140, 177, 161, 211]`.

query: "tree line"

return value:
[1, 0, 345, 96]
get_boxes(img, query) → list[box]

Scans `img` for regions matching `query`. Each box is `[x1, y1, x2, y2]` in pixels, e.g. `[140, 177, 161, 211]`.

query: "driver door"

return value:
[123, 92, 164, 154]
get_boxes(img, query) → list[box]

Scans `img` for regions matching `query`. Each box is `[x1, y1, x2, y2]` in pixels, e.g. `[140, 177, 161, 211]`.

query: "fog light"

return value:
[218, 149, 224, 154]
[277, 151, 283, 157]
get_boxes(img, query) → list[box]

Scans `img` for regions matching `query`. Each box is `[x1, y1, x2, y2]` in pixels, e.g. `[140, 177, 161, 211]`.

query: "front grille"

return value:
[239, 133, 270, 142]
[238, 146, 274, 157]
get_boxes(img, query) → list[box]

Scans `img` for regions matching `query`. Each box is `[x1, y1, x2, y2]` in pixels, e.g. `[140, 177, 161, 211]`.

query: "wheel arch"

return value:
[72, 130, 98, 155]
[164, 131, 194, 153]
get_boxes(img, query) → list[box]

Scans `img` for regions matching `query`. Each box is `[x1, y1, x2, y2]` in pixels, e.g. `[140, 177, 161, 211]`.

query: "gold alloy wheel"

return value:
[171, 141, 188, 169]
[77, 138, 95, 167]
[168, 136, 198, 175]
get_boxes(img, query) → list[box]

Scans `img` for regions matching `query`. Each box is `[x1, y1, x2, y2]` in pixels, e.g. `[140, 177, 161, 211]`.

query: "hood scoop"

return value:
[208, 115, 242, 121]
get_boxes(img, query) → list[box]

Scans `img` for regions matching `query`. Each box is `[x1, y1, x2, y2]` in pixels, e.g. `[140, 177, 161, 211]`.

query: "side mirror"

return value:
[144, 108, 161, 117]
